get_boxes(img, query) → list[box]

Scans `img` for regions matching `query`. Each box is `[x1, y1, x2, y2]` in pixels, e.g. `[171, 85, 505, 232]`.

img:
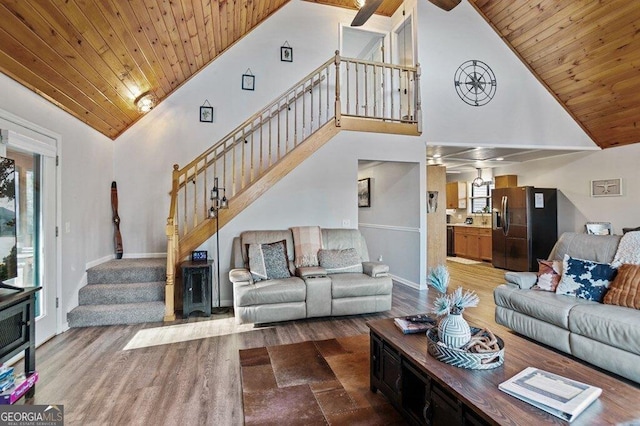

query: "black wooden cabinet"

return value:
[181, 261, 212, 318]
[370, 328, 490, 426]
[0, 287, 40, 399]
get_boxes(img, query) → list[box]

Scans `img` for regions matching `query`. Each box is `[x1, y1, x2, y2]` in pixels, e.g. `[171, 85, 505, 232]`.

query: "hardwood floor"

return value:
[17, 261, 506, 425]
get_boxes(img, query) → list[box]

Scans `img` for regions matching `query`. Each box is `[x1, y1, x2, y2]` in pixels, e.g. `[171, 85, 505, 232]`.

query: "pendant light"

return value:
[472, 168, 485, 187]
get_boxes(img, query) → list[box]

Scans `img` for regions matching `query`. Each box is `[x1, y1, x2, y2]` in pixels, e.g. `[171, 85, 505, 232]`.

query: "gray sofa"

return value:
[494, 232, 640, 383]
[229, 228, 392, 324]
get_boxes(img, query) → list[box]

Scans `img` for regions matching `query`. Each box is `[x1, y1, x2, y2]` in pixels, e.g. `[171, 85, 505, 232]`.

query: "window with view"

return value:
[470, 182, 493, 213]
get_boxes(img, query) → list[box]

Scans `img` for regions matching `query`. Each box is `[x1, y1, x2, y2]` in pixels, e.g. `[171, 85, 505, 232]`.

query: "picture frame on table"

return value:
[585, 222, 612, 235]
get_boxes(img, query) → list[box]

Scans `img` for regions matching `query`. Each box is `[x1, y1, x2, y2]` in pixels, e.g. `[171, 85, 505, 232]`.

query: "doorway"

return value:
[1, 122, 59, 346]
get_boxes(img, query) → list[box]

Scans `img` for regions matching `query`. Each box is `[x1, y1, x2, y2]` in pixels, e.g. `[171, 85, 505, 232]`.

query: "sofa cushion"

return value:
[330, 273, 392, 298]
[611, 231, 640, 267]
[532, 259, 562, 292]
[321, 228, 370, 262]
[548, 232, 621, 264]
[569, 302, 640, 355]
[556, 254, 617, 302]
[603, 263, 640, 309]
[494, 284, 590, 329]
[504, 271, 537, 289]
[240, 230, 295, 267]
[318, 248, 363, 274]
[248, 240, 291, 281]
[235, 277, 306, 307]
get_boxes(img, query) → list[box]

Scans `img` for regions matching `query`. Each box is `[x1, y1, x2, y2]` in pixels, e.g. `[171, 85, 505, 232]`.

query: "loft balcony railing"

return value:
[164, 51, 421, 320]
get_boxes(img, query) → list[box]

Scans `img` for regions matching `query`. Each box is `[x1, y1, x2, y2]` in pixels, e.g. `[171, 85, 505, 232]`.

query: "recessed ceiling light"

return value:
[433, 154, 441, 158]
[495, 157, 504, 161]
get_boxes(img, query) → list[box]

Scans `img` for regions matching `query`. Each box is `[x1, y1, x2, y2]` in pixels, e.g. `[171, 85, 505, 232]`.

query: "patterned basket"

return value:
[426, 327, 504, 370]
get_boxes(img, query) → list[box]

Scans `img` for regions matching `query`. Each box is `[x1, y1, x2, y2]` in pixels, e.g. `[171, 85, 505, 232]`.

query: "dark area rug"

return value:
[239, 334, 406, 425]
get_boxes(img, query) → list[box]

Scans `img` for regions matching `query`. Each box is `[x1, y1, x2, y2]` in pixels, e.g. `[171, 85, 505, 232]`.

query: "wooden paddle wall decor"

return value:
[111, 181, 123, 259]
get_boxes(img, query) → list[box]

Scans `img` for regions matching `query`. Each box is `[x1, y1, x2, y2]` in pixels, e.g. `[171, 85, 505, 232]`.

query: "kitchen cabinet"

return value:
[453, 227, 492, 261]
[446, 182, 467, 209]
[494, 175, 518, 188]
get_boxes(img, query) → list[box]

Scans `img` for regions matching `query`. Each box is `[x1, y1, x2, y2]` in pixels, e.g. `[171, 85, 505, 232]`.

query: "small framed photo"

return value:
[358, 178, 371, 208]
[585, 222, 612, 235]
[199, 106, 213, 123]
[590, 178, 622, 197]
[191, 250, 208, 262]
[242, 74, 255, 91]
[281, 46, 293, 62]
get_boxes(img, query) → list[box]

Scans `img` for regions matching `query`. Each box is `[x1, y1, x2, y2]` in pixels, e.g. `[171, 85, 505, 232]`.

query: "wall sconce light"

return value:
[135, 91, 157, 113]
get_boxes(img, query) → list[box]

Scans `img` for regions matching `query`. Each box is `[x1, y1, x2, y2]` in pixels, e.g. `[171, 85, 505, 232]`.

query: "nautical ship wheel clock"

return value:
[454, 60, 497, 106]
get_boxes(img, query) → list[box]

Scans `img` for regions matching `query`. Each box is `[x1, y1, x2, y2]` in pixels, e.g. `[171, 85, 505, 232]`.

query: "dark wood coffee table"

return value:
[368, 318, 640, 425]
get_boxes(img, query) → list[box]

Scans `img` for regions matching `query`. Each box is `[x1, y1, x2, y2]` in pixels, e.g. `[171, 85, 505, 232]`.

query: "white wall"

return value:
[492, 144, 640, 235]
[358, 161, 423, 287]
[0, 73, 114, 324]
[197, 131, 426, 305]
[418, 0, 595, 150]
[113, 0, 394, 255]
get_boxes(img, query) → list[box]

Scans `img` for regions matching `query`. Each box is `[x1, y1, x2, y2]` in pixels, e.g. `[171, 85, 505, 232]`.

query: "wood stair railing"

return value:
[164, 52, 421, 321]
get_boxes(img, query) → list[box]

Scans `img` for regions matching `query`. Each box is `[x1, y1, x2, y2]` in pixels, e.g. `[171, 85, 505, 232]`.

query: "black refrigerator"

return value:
[492, 186, 558, 272]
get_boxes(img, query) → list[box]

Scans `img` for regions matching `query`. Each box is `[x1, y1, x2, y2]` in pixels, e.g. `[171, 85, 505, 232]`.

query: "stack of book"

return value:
[394, 314, 437, 334]
[0, 364, 38, 405]
[499, 367, 602, 422]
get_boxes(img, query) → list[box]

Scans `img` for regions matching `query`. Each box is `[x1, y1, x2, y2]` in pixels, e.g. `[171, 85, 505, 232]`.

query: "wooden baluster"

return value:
[415, 63, 422, 131]
[335, 51, 341, 126]
[364, 64, 369, 117]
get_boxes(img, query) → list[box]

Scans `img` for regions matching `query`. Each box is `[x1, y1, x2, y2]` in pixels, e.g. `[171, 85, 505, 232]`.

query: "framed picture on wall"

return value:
[590, 178, 622, 197]
[358, 178, 370, 208]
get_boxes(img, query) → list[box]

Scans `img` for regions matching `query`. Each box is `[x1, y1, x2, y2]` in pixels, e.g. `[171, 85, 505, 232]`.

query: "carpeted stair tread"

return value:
[79, 281, 164, 305]
[87, 258, 166, 284]
[67, 301, 165, 327]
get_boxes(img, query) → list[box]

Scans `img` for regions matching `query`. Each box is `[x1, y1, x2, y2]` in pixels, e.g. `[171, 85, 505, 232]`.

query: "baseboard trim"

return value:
[391, 274, 420, 290]
[123, 253, 166, 259]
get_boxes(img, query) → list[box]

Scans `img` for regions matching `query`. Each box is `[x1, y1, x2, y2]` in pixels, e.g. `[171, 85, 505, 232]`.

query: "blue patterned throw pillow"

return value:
[555, 254, 617, 302]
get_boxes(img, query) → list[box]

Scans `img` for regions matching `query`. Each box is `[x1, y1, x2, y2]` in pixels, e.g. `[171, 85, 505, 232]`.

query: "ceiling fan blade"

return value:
[350, 0, 384, 27]
[427, 0, 461, 11]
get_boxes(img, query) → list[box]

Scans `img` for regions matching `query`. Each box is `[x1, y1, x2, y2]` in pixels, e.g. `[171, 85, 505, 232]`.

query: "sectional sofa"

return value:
[229, 228, 392, 325]
[494, 232, 640, 383]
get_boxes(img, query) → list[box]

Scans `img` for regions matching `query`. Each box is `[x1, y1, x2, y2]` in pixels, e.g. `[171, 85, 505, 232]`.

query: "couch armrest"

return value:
[362, 261, 389, 277]
[504, 271, 537, 289]
[296, 266, 327, 279]
[229, 268, 253, 284]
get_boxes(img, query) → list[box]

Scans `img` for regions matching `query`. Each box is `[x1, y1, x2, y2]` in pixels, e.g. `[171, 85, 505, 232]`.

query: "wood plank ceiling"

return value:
[0, 0, 289, 139]
[469, 0, 640, 149]
[0, 0, 639, 149]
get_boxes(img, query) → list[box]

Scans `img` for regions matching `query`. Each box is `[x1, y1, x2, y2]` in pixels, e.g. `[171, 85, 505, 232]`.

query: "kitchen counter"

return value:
[449, 223, 492, 229]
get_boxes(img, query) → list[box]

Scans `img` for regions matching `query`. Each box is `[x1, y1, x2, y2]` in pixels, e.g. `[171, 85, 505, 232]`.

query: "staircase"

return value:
[163, 51, 423, 321]
[67, 258, 165, 327]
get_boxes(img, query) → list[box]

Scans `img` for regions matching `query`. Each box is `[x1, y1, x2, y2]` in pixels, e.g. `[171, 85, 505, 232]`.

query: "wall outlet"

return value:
[65, 222, 71, 233]
[378, 255, 383, 262]
[342, 219, 351, 228]
[457, 214, 462, 219]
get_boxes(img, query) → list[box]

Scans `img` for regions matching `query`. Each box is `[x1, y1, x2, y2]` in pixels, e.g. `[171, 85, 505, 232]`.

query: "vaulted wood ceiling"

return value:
[469, 0, 640, 149]
[0, 0, 639, 149]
